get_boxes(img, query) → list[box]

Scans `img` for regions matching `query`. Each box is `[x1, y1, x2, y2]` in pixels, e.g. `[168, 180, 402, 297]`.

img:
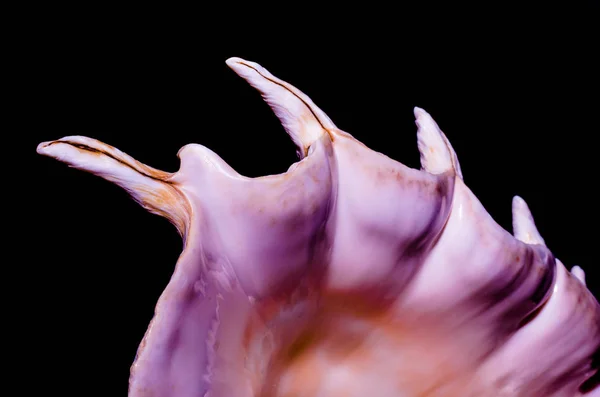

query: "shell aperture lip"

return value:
[37, 58, 599, 397]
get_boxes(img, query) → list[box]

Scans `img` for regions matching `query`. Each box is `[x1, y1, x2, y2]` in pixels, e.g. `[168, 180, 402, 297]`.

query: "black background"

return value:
[18, 3, 599, 395]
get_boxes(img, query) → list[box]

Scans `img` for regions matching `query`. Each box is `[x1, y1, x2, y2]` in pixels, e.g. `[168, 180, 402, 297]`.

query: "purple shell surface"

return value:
[37, 58, 599, 397]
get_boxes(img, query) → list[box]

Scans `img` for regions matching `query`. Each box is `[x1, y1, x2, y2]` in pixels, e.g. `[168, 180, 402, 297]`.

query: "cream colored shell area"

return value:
[37, 58, 599, 397]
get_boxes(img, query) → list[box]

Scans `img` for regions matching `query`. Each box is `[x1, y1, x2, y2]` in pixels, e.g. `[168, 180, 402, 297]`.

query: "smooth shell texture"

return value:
[37, 58, 600, 397]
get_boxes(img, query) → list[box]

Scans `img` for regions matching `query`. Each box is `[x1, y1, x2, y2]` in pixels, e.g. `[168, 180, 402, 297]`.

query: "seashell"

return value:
[37, 58, 599, 397]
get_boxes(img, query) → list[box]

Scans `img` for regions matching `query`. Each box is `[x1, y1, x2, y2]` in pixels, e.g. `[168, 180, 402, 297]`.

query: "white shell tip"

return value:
[511, 196, 546, 246]
[571, 265, 586, 285]
[415, 107, 462, 178]
[225, 57, 249, 68]
[36, 141, 51, 154]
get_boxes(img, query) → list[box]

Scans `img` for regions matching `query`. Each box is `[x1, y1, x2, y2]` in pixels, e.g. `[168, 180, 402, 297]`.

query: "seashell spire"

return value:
[38, 58, 599, 397]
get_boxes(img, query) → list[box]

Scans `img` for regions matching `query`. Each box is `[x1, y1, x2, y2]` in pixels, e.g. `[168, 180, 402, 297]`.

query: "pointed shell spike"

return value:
[511, 195, 546, 246]
[36, 136, 190, 236]
[571, 265, 586, 285]
[415, 107, 463, 178]
[226, 57, 336, 158]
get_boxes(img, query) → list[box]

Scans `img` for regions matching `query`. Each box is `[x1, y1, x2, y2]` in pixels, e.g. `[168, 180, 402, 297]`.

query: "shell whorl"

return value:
[37, 58, 599, 397]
